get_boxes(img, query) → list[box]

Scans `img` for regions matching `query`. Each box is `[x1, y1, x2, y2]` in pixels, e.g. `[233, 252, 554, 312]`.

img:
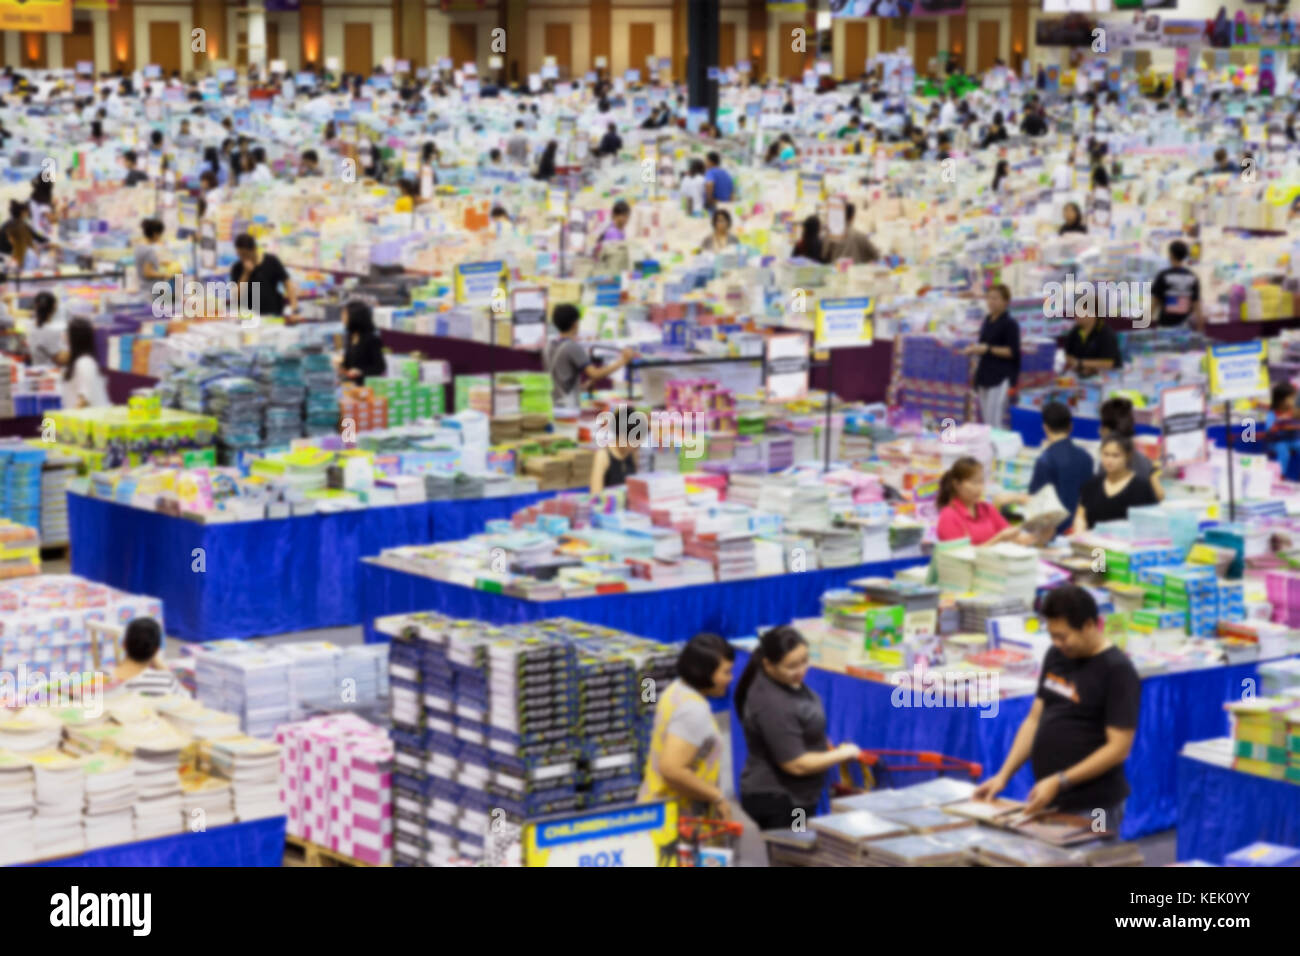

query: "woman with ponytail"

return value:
[736, 626, 860, 831]
[935, 456, 1027, 546]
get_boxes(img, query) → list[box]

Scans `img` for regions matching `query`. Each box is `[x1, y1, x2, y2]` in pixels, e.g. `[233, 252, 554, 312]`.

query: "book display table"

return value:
[20, 817, 286, 868]
[1176, 755, 1300, 863]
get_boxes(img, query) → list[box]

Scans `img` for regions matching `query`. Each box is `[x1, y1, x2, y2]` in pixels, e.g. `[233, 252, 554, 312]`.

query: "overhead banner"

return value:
[830, 0, 965, 17]
[0, 0, 72, 31]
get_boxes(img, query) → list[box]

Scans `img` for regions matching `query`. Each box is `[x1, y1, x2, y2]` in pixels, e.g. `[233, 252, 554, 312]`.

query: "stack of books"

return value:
[863, 832, 976, 866]
[1225, 697, 1298, 782]
[206, 736, 283, 821]
[31, 750, 86, 858]
[974, 543, 1039, 605]
[683, 530, 757, 581]
[196, 650, 292, 738]
[956, 595, 1028, 635]
[808, 811, 910, 865]
[82, 754, 137, 849]
[280, 642, 343, 721]
[0, 751, 35, 865]
[933, 541, 977, 592]
[761, 828, 819, 866]
[625, 473, 687, 515]
[180, 769, 235, 829]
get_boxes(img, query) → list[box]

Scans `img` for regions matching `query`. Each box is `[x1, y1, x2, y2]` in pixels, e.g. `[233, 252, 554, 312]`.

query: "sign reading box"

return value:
[524, 801, 678, 867]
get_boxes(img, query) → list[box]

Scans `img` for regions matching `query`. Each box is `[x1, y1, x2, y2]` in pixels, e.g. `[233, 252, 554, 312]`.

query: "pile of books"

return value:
[180, 769, 235, 829]
[31, 750, 86, 858]
[204, 736, 283, 821]
[683, 530, 757, 581]
[277, 714, 392, 863]
[956, 594, 1029, 635]
[1225, 697, 1300, 784]
[82, 754, 137, 849]
[974, 543, 1039, 605]
[0, 751, 35, 865]
[932, 541, 977, 592]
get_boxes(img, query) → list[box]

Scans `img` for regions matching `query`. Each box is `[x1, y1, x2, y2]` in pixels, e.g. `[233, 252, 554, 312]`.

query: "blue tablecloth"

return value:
[68, 490, 558, 641]
[360, 556, 930, 643]
[1010, 406, 1251, 455]
[22, 817, 286, 867]
[725, 652, 1273, 840]
[1176, 756, 1300, 863]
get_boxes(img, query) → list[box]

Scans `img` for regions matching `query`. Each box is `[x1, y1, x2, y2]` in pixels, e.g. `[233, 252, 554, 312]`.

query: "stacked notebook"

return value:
[1225, 697, 1299, 783]
[206, 736, 283, 821]
[180, 769, 236, 830]
[31, 749, 86, 857]
[82, 754, 137, 849]
[682, 530, 757, 581]
[761, 827, 820, 867]
[973, 543, 1039, 605]
[0, 750, 35, 865]
[932, 542, 977, 592]
[808, 811, 910, 865]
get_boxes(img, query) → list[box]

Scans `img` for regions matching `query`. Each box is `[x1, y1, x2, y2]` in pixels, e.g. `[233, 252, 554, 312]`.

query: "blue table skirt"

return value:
[1010, 406, 1252, 455]
[1176, 757, 1300, 864]
[360, 556, 930, 644]
[21, 817, 286, 867]
[725, 651, 1269, 840]
[68, 491, 558, 641]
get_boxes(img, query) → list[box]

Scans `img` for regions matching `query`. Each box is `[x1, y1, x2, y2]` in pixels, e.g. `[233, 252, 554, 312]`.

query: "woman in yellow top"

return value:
[638, 632, 736, 818]
[394, 179, 425, 214]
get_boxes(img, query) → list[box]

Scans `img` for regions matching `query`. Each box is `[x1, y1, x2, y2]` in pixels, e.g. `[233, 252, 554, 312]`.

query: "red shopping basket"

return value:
[677, 817, 744, 867]
[833, 749, 983, 796]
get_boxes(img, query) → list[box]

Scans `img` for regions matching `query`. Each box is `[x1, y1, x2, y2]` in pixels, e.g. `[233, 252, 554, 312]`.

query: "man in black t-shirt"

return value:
[230, 233, 297, 318]
[973, 585, 1139, 833]
[1150, 240, 1201, 329]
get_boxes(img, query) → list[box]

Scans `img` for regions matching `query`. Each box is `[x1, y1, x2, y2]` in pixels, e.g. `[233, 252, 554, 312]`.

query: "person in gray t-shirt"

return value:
[135, 217, 168, 285]
[505, 121, 531, 166]
[734, 626, 861, 832]
[545, 303, 635, 408]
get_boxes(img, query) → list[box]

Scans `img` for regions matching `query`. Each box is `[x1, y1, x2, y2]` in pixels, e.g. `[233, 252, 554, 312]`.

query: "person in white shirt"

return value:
[939, 93, 958, 129]
[60, 318, 109, 410]
[246, 146, 274, 184]
[679, 158, 707, 215]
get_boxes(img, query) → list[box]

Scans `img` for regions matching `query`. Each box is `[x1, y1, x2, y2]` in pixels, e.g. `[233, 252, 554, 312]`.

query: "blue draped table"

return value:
[725, 651, 1275, 840]
[21, 817, 286, 867]
[68, 490, 559, 641]
[1010, 406, 1252, 456]
[1176, 756, 1300, 863]
[360, 555, 930, 644]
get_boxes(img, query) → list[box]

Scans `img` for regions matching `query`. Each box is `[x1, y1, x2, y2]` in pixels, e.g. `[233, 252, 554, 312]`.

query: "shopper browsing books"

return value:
[545, 303, 635, 410]
[135, 218, 170, 283]
[735, 626, 860, 831]
[230, 233, 297, 318]
[1061, 296, 1121, 374]
[60, 318, 109, 410]
[936, 457, 1030, 546]
[973, 585, 1139, 829]
[699, 209, 740, 252]
[590, 405, 641, 494]
[1097, 396, 1161, 499]
[1150, 240, 1202, 329]
[964, 284, 1020, 428]
[339, 301, 387, 386]
[1028, 402, 1095, 537]
[1058, 202, 1087, 235]
[1074, 435, 1159, 531]
[638, 633, 736, 818]
[1265, 382, 1300, 480]
[110, 617, 185, 698]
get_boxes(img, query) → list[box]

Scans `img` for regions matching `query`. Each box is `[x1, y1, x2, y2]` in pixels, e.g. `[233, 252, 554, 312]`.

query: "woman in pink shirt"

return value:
[935, 457, 1027, 545]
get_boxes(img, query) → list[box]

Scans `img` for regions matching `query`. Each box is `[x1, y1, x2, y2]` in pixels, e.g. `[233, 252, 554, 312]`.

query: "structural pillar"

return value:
[686, 0, 719, 121]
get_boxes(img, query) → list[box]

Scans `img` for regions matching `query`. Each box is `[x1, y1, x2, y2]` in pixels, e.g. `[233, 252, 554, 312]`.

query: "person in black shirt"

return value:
[1062, 298, 1121, 375]
[230, 233, 297, 317]
[974, 585, 1139, 828]
[339, 301, 386, 385]
[1020, 103, 1048, 137]
[121, 150, 150, 187]
[534, 140, 558, 181]
[1074, 435, 1158, 531]
[1151, 239, 1202, 329]
[1058, 201, 1087, 235]
[590, 404, 641, 494]
[979, 111, 1008, 149]
[596, 122, 622, 157]
[965, 283, 1020, 428]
